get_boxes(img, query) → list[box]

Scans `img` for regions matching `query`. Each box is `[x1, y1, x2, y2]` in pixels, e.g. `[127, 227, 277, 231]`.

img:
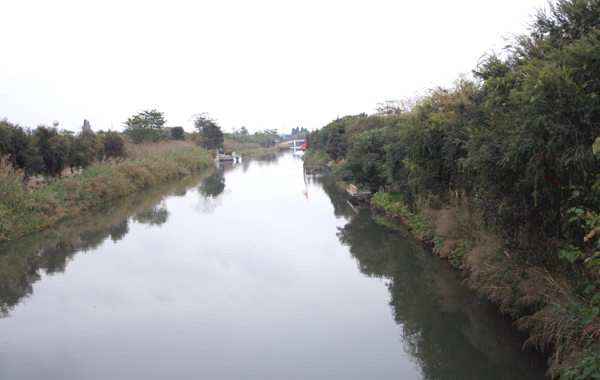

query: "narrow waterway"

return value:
[0, 152, 547, 379]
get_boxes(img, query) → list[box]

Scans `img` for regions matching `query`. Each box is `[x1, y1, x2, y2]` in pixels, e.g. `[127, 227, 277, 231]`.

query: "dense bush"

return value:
[306, 0, 600, 375]
[0, 120, 128, 180]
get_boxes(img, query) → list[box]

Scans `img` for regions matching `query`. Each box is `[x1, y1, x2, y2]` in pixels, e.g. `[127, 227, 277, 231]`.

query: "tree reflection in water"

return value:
[195, 170, 227, 214]
[199, 172, 226, 198]
[132, 201, 170, 227]
[0, 171, 210, 318]
[337, 209, 547, 380]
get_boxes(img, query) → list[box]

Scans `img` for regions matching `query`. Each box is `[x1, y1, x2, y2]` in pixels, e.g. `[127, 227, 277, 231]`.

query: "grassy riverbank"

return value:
[0, 169, 215, 317]
[223, 138, 289, 158]
[370, 191, 599, 377]
[0, 142, 213, 243]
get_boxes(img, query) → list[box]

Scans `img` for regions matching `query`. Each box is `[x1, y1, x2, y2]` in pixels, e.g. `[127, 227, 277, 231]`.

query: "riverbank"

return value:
[0, 144, 214, 243]
[235, 145, 289, 158]
[369, 191, 599, 378]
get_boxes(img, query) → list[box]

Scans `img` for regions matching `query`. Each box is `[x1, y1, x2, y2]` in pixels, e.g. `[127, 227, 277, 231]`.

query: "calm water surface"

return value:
[0, 152, 547, 379]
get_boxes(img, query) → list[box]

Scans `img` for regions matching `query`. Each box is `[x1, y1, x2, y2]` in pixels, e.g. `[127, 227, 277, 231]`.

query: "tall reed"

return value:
[0, 146, 213, 243]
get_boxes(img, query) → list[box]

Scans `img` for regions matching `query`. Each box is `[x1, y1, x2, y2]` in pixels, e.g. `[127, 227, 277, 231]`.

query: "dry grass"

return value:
[373, 190, 600, 374]
[125, 139, 198, 160]
[0, 145, 213, 243]
[223, 139, 260, 152]
[516, 269, 600, 371]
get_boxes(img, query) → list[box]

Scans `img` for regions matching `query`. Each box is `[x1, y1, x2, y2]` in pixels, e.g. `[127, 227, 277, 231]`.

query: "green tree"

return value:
[123, 109, 166, 143]
[192, 113, 223, 150]
[34, 126, 70, 177]
[171, 126, 185, 141]
[337, 128, 390, 191]
[529, 0, 600, 50]
[253, 129, 279, 148]
[0, 119, 37, 177]
[68, 128, 100, 172]
[97, 131, 126, 161]
[326, 123, 346, 163]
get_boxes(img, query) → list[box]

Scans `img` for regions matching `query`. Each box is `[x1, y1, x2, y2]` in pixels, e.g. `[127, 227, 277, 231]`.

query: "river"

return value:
[0, 151, 547, 379]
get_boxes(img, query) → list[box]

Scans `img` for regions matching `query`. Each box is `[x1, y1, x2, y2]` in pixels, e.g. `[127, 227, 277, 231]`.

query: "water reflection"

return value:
[199, 172, 226, 198]
[108, 218, 129, 242]
[195, 166, 232, 214]
[0, 171, 214, 318]
[337, 208, 547, 379]
[252, 153, 278, 163]
[0, 154, 548, 380]
[132, 201, 170, 227]
[310, 170, 355, 219]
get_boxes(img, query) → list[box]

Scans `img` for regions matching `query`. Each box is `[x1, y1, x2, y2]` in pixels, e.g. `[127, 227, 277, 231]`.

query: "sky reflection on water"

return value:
[0, 153, 547, 379]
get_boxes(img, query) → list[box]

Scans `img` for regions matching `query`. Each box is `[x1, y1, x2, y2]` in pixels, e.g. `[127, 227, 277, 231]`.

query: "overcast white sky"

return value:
[1, 0, 549, 134]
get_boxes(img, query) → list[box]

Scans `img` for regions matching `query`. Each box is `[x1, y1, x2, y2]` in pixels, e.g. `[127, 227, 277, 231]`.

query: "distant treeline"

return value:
[225, 127, 281, 148]
[290, 127, 307, 136]
[306, 0, 600, 377]
[0, 119, 126, 179]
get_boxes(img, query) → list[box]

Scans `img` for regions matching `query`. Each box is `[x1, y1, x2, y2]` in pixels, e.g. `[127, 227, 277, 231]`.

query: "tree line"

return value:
[225, 126, 280, 148]
[290, 127, 308, 136]
[0, 109, 228, 180]
[309, 0, 599, 254]
[0, 119, 125, 179]
[306, 0, 600, 376]
[122, 109, 186, 144]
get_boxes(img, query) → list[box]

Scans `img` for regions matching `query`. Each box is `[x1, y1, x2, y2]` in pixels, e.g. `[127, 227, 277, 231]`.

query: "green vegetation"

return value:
[0, 143, 213, 243]
[306, 0, 600, 377]
[171, 126, 185, 141]
[225, 127, 280, 149]
[0, 119, 127, 180]
[289, 126, 308, 137]
[303, 149, 332, 165]
[221, 127, 286, 157]
[192, 112, 224, 150]
[122, 110, 189, 144]
[0, 168, 217, 318]
[0, 105, 292, 246]
[123, 109, 167, 144]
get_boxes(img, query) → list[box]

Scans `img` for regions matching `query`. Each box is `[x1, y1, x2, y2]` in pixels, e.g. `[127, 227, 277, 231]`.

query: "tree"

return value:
[98, 131, 126, 161]
[375, 99, 415, 115]
[192, 113, 223, 150]
[0, 119, 36, 176]
[530, 0, 600, 49]
[68, 128, 100, 172]
[34, 125, 70, 177]
[123, 109, 166, 143]
[253, 129, 279, 147]
[337, 128, 390, 191]
[171, 126, 185, 141]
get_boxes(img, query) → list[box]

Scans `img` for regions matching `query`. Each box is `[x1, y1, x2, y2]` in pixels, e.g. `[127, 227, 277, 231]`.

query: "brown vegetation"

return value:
[0, 142, 213, 243]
